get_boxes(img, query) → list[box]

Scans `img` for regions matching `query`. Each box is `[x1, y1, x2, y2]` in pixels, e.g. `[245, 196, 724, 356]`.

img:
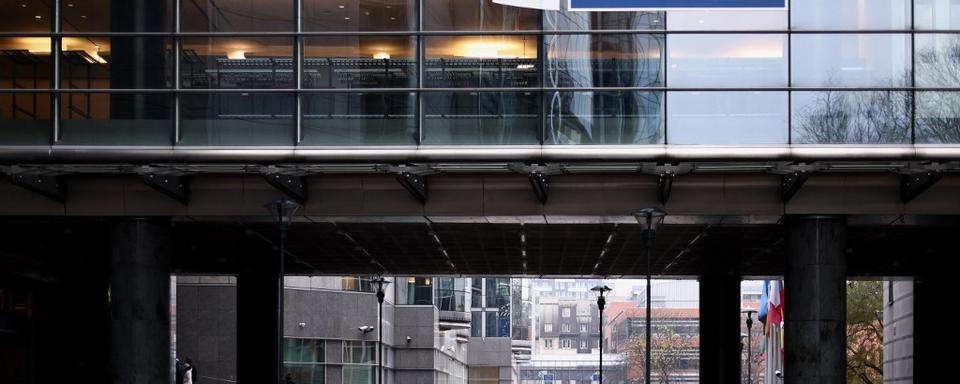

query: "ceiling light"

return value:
[344, 17, 350, 20]
[390, 17, 396, 20]
[338, 4, 345, 8]
[34, 15, 41, 19]
[517, 64, 535, 70]
[227, 50, 246, 60]
[373, 52, 390, 60]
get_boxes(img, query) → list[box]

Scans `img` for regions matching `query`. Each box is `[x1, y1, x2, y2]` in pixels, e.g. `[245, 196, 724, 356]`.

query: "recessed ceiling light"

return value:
[80, 15, 87, 18]
[364, 11, 370, 15]
[34, 15, 41, 19]
[338, 5, 345, 8]
[390, 17, 396, 20]
[344, 17, 350, 20]
[67, 3, 74, 7]
[20, 4, 27, 8]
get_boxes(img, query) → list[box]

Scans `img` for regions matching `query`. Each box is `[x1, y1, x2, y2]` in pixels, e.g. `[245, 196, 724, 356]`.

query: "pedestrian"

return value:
[285, 372, 296, 384]
[175, 358, 184, 384]
[182, 358, 195, 384]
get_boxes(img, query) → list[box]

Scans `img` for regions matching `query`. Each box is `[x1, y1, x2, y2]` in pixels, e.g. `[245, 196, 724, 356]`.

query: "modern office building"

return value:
[2, 1, 959, 383]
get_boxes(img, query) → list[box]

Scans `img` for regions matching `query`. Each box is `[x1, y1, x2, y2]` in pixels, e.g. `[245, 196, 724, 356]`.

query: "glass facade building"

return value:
[1, 0, 958, 148]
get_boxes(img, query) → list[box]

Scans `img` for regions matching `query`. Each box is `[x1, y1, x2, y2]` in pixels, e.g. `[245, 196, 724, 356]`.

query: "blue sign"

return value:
[569, 0, 786, 11]
[543, 374, 555, 381]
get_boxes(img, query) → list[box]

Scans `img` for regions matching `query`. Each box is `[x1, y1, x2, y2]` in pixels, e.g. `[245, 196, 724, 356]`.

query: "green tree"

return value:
[846, 281, 883, 384]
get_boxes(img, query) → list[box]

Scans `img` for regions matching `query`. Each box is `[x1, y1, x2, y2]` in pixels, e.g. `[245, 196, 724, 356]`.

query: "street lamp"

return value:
[633, 208, 666, 384]
[591, 285, 612, 383]
[742, 309, 758, 384]
[264, 198, 300, 384]
[372, 276, 391, 384]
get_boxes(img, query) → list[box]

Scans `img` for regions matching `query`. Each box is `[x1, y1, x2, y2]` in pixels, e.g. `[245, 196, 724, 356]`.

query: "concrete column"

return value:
[785, 216, 846, 384]
[108, 219, 172, 384]
[698, 274, 741, 384]
[914, 270, 945, 383]
[238, 256, 281, 384]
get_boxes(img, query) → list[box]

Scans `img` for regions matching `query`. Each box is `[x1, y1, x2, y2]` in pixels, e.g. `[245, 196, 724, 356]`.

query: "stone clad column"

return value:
[699, 274, 741, 384]
[108, 219, 172, 384]
[785, 216, 846, 384]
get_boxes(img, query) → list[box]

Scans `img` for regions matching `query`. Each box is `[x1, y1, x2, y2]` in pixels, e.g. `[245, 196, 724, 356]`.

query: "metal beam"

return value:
[781, 171, 809, 203]
[901, 171, 943, 203]
[396, 172, 428, 203]
[140, 174, 189, 204]
[9, 174, 66, 203]
[264, 174, 307, 204]
[657, 172, 675, 204]
[528, 171, 548, 203]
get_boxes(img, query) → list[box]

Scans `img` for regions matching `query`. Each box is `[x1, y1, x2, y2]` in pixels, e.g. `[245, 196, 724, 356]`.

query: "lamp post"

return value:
[264, 198, 300, 384]
[742, 309, 758, 384]
[633, 208, 666, 384]
[373, 276, 391, 384]
[591, 285, 612, 383]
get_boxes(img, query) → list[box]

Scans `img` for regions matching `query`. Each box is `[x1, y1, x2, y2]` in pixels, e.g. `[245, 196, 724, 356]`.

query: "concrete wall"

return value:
[175, 276, 238, 383]
[883, 280, 914, 384]
[467, 337, 514, 384]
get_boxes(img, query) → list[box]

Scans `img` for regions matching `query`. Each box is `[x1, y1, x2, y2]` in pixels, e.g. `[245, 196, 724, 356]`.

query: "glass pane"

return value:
[667, 34, 786, 87]
[343, 365, 374, 384]
[62, 0, 172, 32]
[181, 37, 294, 89]
[423, 0, 538, 31]
[0, 0, 51, 32]
[791, 34, 911, 87]
[915, 0, 960, 29]
[485, 311, 498, 337]
[667, 91, 788, 145]
[285, 365, 324, 384]
[792, 91, 911, 144]
[179, 92, 294, 146]
[545, 91, 663, 145]
[916, 91, 960, 143]
[424, 36, 538, 88]
[471, 310, 482, 337]
[0, 92, 50, 145]
[791, 0, 909, 30]
[545, 34, 663, 88]
[1, 38, 54, 88]
[304, 36, 416, 89]
[304, 0, 414, 31]
[181, 0, 294, 32]
[422, 91, 539, 145]
[60, 92, 171, 145]
[915, 34, 960, 87]
[60, 37, 172, 89]
[667, 10, 786, 30]
[544, 10, 662, 30]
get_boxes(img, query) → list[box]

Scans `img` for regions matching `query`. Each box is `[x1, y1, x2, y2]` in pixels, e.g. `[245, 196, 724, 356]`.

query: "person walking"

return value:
[182, 358, 195, 384]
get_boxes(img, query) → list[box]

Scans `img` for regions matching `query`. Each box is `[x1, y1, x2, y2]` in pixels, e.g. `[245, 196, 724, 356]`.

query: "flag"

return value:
[768, 280, 783, 328]
[493, 0, 561, 10]
[758, 280, 769, 332]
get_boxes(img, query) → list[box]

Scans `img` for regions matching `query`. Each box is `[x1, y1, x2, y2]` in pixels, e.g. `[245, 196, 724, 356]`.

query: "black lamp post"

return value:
[742, 309, 758, 384]
[633, 208, 666, 384]
[591, 285, 612, 383]
[373, 276, 391, 384]
[264, 198, 300, 384]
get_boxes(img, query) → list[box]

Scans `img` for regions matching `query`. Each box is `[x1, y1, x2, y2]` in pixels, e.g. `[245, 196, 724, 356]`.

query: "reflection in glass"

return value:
[791, 0, 909, 30]
[303, 93, 414, 145]
[62, 0, 172, 32]
[544, 10, 662, 30]
[668, 34, 786, 87]
[667, 92, 788, 145]
[792, 91, 911, 144]
[424, 36, 538, 88]
[179, 93, 294, 146]
[915, 0, 960, 29]
[666, 10, 786, 30]
[424, 0, 538, 31]
[546, 91, 663, 145]
[545, 34, 663, 88]
[395, 277, 434, 305]
[283, 338, 325, 384]
[304, 0, 414, 31]
[59, 37, 172, 89]
[59, 92, 171, 145]
[1, 38, 53, 89]
[181, 0, 294, 32]
[304, 36, 416, 89]
[0, 0, 50, 32]
[0, 92, 50, 145]
[422, 92, 539, 145]
[181, 37, 294, 89]
[915, 34, 960, 87]
[791, 34, 911, 87]
[916, 92, 960, 143]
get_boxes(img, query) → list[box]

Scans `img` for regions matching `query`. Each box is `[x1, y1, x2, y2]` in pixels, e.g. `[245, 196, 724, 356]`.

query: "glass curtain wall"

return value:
[1, 0, 958, 146]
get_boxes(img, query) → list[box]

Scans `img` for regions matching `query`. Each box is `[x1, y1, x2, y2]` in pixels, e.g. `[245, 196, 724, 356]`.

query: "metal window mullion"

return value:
[416, 0, 424, 146]
[173, 0, 181, 145]
[295, 0, 303, 144]
[51, 0, 61, 144]
[662, 12, 668, 145]
[910, 0, 916, 145]
[787, 0, 793, 144]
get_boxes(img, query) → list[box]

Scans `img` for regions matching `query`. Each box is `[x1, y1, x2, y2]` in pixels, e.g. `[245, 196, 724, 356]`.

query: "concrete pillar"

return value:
[108, 219, 172, 384]
[785, 216, 846, 384]
[914, 270, 945, 383]
[238, 255, 281, 384]
[698, 274, 741, 384]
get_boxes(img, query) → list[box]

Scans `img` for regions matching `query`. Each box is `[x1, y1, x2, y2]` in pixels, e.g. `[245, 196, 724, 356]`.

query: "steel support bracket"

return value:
[781, 171, 809, 203]
[901, 170, 942, 203]
[140, 173, 189, 204]
[528, 171, 549, 203]
[396, 171, 428, 203]
[264, 173, 307, 204]
[9, 173, 66, 203]
[657, 172, 675, 204]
